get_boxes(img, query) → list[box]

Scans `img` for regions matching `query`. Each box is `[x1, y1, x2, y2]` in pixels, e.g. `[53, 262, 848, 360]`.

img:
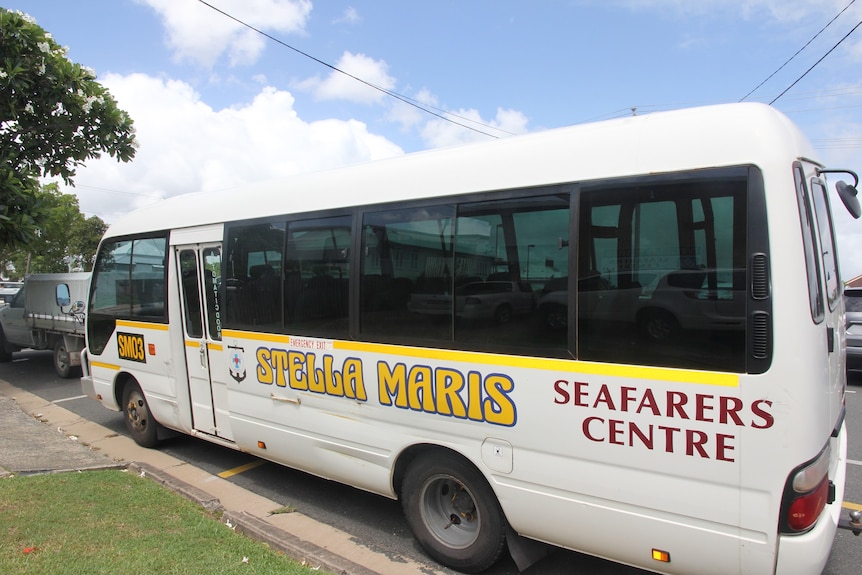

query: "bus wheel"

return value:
[402, 451, 506, 573]
[53, 339, 73, 379]
[122, 382, 159, 448]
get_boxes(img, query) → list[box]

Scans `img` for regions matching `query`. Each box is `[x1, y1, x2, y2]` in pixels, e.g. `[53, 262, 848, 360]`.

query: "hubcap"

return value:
[421, 474, 480, 549]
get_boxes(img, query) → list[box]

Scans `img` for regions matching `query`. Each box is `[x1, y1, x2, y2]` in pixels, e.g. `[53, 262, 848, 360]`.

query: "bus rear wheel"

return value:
[401, 451, 506, 573]
[122, 381, 159, 448]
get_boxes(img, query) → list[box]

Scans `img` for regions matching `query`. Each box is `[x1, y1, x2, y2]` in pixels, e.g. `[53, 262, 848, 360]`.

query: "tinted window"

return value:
[577, 178, 747, 372]
[225, 222, 284, 331]
[87, 235, 168, 354]
[811, 180, 840, 311]
[796, 166, 824, 322]
[359, 192, 570, 355]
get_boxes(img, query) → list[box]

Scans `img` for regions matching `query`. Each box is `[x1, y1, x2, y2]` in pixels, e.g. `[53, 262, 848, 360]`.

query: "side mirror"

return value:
[55, 284, 71, 307]
[818, 169, 861, 219]
[837, 180, 861, 219]
[69, 301, 86, 315]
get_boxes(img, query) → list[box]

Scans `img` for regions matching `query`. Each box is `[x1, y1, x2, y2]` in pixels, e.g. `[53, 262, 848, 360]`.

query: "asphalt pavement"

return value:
[0, 378, 446, 575]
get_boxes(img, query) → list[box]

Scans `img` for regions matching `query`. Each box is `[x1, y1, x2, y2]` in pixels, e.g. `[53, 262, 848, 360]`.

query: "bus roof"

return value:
[104, 102, 816, 239]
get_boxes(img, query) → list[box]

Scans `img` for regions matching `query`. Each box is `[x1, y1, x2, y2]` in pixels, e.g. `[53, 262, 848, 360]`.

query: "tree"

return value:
[0, 183, 107, 276]
[0, 8, 136, 247]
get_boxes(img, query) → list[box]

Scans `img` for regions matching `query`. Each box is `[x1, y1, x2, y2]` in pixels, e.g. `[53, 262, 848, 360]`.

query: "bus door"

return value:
[176, 243, 232, 440]
[806, 167, 847, 416]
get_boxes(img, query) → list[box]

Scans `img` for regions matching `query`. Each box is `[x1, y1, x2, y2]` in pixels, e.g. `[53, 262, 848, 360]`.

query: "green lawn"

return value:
[0, 469, 322, 574]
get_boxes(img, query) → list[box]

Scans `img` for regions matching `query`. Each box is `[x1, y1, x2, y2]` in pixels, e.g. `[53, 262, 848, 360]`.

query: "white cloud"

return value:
[297, 51, 396, 104]
[138, 0, 312, 67]
[614, 0, 861, 22]
[63, 73, 403, 223]
[421, 107, 529, 148]
[334, 7, 361, 25]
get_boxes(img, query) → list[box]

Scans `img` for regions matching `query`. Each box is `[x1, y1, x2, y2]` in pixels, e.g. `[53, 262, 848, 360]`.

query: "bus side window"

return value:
[224, 222, 285, 331]
[578, 178, 747, 372]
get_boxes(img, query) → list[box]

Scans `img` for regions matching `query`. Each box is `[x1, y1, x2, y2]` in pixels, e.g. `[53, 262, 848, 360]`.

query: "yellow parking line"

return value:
[217, 460, 267, 478]
[844, 501, 862, 512]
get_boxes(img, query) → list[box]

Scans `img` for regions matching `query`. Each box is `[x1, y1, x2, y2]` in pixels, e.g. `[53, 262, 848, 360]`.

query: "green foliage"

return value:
[0, 9, 137, 248]
[0, 183, 106, 277]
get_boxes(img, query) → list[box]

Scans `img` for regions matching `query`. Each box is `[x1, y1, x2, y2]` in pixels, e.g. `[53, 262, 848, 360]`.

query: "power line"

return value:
[770, 19, 862, 104]
[740, 0, 856, 102]
[196, 0, 510, 139]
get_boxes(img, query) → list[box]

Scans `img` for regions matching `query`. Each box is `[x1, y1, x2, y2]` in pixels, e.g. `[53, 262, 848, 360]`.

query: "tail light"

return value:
[780, 444, 832, 533]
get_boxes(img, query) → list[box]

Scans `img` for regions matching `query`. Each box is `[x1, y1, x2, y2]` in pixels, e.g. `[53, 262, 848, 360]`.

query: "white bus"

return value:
[82, 103, 860, 574]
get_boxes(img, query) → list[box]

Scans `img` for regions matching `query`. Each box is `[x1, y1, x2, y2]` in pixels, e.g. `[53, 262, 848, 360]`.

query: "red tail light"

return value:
[787, 476, 829, 531]
[780, 445, 831, 533]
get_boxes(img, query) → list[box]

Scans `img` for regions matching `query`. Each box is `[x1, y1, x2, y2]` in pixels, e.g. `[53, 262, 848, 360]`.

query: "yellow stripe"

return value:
[117, 319, 170, 331]
[184, 340, 224, 352]
[335, 340, 738, 387]
[217, 460, 266, 478]
[844, 501, 862, 512]
[90, 361, 120, 371]
[223, 329, 291, 345]
[221, 329, 738, 387]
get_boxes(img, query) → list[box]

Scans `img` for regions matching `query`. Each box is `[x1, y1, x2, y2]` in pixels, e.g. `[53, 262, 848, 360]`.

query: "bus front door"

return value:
[176, 244, 232, 441]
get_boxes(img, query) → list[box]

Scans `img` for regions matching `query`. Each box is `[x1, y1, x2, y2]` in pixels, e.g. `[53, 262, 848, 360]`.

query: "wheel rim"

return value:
[419, 474, 480, 549]
[126, 389, 150, 435]
[56, 345, 69, 371]
[647, 316, 672, 340]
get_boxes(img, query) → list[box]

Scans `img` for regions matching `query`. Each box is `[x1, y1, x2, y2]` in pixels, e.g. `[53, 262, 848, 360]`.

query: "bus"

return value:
[81, 103, 859, 574]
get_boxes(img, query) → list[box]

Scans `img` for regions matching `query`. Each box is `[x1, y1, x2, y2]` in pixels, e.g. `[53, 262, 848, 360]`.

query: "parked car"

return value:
[844, 287, 862, 373]
[536, 268, 746, 341]
[0, 281, 23, 305]
[408, 280, 535, 324]
[457, 281, 534, 323]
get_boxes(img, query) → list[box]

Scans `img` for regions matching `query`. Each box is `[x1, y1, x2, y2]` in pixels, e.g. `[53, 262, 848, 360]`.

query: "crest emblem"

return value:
[228, 342, 246, 383]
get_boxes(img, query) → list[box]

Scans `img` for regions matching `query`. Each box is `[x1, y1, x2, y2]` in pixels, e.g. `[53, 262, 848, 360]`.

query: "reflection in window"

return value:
[359, 193, 570, 356]
[361, 205, 456, 341]
[577, 179, 747, 372]
[88, 234, 168, 354]
[284, 216, 351, 338]
[225, 223, 284, 330]
[179, 250, 203, 338]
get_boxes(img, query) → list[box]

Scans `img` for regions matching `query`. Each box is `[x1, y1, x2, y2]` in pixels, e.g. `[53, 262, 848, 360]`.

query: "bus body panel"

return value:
[82, 103, 850, 575]
[215, 331, 781, 574]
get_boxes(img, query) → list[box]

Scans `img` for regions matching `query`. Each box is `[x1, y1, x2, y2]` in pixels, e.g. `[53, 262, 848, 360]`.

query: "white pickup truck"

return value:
[0, 273, 89, 378]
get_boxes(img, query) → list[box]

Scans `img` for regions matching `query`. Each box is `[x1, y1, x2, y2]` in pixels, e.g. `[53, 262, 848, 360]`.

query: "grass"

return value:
[0, 469, 323, 574]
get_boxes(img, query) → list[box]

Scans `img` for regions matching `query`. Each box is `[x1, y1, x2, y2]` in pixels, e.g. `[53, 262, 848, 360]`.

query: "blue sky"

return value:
[11, 0, 862, 275]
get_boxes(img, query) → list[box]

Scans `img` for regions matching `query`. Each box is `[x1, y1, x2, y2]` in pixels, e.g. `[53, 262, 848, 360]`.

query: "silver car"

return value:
[844, 287, 862, 373]
[0, 281, 22, 305]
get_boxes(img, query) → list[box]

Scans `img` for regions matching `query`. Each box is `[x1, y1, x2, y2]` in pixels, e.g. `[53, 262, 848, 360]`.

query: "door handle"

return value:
[199, 342, 207, 368]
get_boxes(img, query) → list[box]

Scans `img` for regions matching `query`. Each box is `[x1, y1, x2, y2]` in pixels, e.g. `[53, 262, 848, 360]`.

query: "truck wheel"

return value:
[53, 339, 76, 378]
[402, 451, 507, 573]
[0, 327, 12, 362]
[122, 381, 160, 448]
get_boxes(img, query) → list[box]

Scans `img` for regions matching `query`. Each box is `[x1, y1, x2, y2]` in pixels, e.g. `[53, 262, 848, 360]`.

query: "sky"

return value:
[9, 0, 862, 277]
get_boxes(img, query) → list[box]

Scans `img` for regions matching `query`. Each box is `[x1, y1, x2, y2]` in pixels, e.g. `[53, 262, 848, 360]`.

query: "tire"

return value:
[122, 381, 160, 448]
[53, 339, 74, 379]
[639, 308, 679, 342]
[542, 304, 567, 330]
[494, 304, 512, 324]
[0, 326, 12, 363]
[401, 451, 507, 573]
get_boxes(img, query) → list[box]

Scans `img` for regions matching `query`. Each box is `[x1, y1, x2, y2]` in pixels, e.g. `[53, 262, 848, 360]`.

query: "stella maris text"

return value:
[255, 347, 517, 426]
[553, 380, 775, 462]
